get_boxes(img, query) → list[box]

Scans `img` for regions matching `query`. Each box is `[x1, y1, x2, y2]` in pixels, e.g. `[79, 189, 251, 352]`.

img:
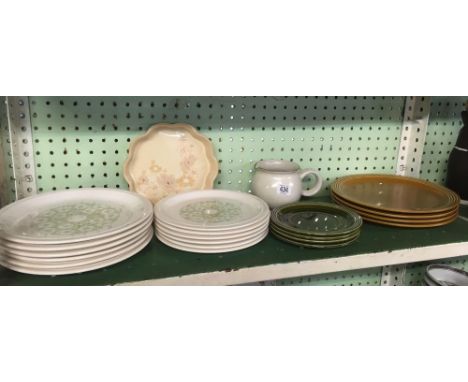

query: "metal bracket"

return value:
[396, 96, 432, 177]
[380, 265, 407, 286]
[381, 96, 432, 286]
[5, 96, 37, 200]
[0, 97, 15, 206]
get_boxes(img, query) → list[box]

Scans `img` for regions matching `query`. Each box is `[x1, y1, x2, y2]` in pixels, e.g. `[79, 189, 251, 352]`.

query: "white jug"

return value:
[251, 160, 323, 209]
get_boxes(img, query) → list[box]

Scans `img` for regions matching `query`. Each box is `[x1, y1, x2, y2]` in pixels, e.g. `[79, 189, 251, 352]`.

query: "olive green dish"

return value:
[270, 229, 360, 249]
[269, 223, 360, 244]
[271, 202, 362, 237]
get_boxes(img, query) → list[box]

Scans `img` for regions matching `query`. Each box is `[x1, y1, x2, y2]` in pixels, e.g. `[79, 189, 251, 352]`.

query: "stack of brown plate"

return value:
[331, 174, 460, 228]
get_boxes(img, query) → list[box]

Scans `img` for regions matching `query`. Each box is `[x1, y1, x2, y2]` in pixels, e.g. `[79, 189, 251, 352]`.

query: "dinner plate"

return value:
[124, 123, 218, 203]
[155, 210, 270, 233]
[1, 217, 153, 255]
[155, 190, 270, 230]
[155, 221, 269, 244]
[271, 202, 362, 237]
[331, 194, 459, 224]
[154, 213, 270, 237]
[2, 228, 153, 268]
[0, 229, 153, 275]
[332, 174, 459, 214]
[3, 226, 153, 262]
[156, 230, 268, 253]
[360, 213, 458, 228]
[157, 228, 268, 249]
[331, 191, 459, 220]
[0, 188, 153, 244]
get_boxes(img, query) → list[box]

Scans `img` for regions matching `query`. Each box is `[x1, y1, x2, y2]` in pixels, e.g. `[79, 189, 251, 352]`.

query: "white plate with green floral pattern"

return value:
[155, 190, 270, 230]
[155, 220, 269, 244]
[156, 229, 268, 254]
[3, 223, 152, 259]
[2, 228, 153, 269]
[1, 216, 153, 254]
[0, 229, 153, 275]
[0, 188, 153, 244]
[154, 213, 270, 237]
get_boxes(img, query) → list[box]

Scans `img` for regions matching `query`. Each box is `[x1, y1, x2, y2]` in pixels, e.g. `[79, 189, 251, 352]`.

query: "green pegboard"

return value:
[29, 96, 405, 196]
[273, 268, 382, 286]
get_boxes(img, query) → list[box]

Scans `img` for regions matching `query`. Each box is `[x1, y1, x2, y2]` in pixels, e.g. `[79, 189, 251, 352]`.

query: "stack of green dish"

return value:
[270, 202, 363, 248]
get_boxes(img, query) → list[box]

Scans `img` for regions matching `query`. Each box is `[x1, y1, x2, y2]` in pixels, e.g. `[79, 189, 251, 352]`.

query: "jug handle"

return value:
[300, 169, 323, 197]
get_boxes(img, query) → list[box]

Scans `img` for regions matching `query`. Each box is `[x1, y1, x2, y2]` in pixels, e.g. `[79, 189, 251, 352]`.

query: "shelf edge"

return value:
[117, 241, 468, 286]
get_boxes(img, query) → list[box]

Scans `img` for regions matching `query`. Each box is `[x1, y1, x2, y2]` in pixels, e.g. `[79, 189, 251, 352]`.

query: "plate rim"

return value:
[359, 213, 458, 228]
[270, 229, 359, 249]
[3, 224, 153, 259]
[156, 229, 268, 254]
[155, 221, 269, 243]
[0, 229, 153, 275]
[1, 215, 153, 254]
[331, 191, 459, 219]
[269, 223, 360, 243]
[3, 228, 153, 268]
[157, 228, 268, 249]
[331, 194, 459, 224]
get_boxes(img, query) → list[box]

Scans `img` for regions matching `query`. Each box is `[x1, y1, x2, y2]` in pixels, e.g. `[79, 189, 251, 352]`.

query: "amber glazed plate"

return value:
[332, 174, 460, 214]
[332, 195, 459, 225]
[355, 212, 459, 228]
[124, 123, 218, 203]
[331, 191, 459, 221]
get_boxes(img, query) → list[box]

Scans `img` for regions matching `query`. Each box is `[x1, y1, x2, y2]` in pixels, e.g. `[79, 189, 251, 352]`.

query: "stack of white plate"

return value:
[154, 190, 270, 253]
[0, 188, 153, 275]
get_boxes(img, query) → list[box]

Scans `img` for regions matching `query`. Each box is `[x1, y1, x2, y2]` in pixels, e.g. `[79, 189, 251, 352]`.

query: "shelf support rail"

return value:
[381, 96, 432, 285]
[4, 96, 37, 200]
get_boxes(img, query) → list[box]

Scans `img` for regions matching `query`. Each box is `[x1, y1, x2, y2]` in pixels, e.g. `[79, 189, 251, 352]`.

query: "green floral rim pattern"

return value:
[271, 202, 362, 237]
[17, 202, 125, 238]
[179, 200, 242, 224]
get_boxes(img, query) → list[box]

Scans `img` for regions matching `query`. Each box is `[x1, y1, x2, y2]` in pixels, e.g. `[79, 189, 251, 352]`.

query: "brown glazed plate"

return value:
[332, 174, 460, 214]
[331, 191, 459, 221]
[356, 212, 459, 228]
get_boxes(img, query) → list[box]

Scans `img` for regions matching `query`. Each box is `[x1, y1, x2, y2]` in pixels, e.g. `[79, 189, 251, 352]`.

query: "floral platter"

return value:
[124, 123, 218, 203]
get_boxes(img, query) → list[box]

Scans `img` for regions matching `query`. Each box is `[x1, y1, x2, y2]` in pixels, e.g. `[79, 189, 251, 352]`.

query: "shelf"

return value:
[2, 203, 468, 286]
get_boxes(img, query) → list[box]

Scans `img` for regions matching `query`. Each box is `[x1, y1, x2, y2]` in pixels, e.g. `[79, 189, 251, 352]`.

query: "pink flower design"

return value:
[180, 154, 196, 173]
[137, 174, 150, 185]
[157, 173, 177, 193]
